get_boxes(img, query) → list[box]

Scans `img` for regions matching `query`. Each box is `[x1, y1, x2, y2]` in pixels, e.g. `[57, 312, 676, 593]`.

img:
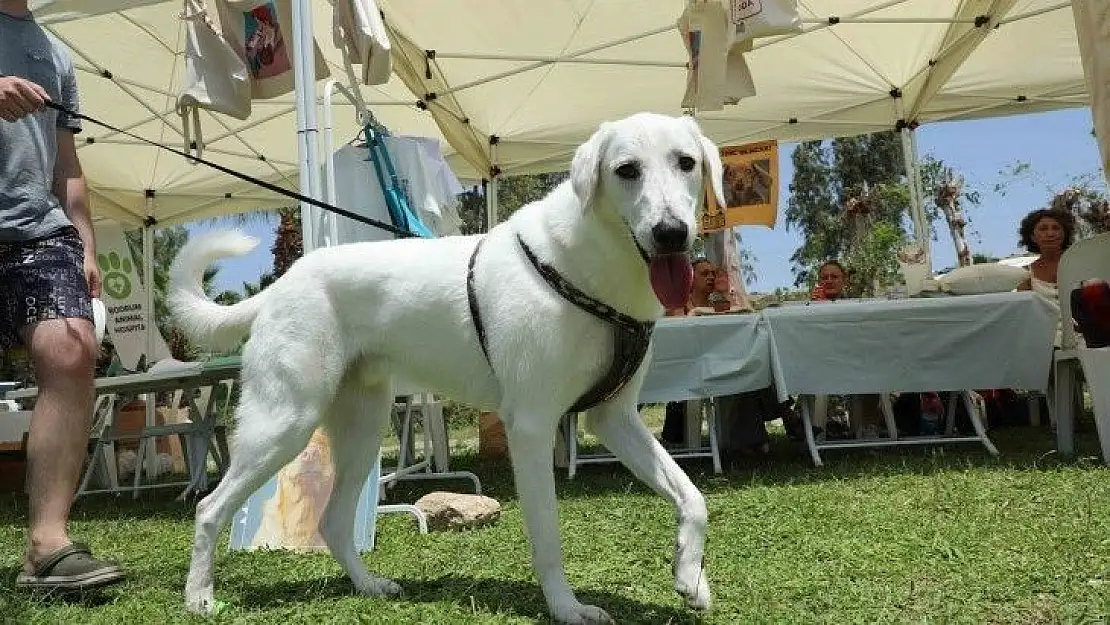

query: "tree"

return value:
[455, 173, 570, 234]
[995, 162, 1110, 237]
[785, 132, 980, 295]
[123, 225, 221, 359]
[920, 157, 983, 268]
[272, 207, 303, 278]
[785, 132, 911, 296]
[733, 231, 758, 286]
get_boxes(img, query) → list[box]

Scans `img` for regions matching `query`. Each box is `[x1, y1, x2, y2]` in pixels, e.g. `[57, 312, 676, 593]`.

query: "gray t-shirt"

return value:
[0, 10, 82, 242]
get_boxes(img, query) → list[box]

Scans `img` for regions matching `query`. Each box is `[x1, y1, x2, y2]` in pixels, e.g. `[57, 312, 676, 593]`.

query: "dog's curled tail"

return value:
[169, 230, 268, 352]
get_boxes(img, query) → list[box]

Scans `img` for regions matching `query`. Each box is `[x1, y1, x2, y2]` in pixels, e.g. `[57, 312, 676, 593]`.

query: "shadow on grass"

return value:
[233, 573, 706, 624]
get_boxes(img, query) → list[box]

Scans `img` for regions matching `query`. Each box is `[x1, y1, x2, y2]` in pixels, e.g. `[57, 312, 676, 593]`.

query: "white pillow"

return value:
[935, 263, 1029, 295]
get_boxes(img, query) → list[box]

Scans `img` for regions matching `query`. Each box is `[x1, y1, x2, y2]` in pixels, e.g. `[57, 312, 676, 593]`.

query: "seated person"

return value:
[1016, 207, 1074, 300]
[662, 258, 778, 454]
[661, 258, 717, 444]
[665, 258, 716, 317]
[1016, 208, 1075, 347]
[810, 260, 848, 301]
[794, 259, 889, 438]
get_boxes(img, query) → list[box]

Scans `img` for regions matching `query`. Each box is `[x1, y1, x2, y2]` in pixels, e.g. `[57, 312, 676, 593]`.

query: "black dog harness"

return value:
[467, 233, 655, 413]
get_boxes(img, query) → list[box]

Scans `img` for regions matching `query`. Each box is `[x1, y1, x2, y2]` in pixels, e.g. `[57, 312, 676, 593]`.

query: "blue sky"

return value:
[191, 106, 1106, 295]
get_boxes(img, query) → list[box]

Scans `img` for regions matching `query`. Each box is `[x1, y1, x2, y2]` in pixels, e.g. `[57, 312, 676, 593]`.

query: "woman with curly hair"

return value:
[1016, 208, 1076, 300]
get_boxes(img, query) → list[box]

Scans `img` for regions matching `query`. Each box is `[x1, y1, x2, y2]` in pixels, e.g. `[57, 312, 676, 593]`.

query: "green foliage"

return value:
[995, 161, 1110, 237]
[786, 132, 984, 295]
[840, 221, 907, 296]
[121, 225, 221, 361]
[785, 133, 911, 295]
[457, 172, 570, 234]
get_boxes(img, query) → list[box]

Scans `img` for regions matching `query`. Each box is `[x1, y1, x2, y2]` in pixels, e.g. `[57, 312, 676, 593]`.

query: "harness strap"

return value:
[515, 235, 654, 412]
[466, 232, 654, 413]
[467, 237, 492, 366]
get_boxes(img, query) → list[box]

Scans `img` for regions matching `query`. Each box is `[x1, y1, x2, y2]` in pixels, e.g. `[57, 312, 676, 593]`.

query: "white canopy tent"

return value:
[28, 0, 1098, 232]
[20, 0, 1106, 500]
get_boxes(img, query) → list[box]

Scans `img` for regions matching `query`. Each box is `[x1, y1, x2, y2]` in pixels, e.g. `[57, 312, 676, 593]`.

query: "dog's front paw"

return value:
[184, 586, 216, 616]
[675, 566, 711, 611]
[355, 575, 403, 598]
[551, 601, 614, 625]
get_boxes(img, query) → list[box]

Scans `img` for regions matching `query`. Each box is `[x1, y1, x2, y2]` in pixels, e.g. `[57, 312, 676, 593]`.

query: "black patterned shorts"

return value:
[0, 226, 93, 352]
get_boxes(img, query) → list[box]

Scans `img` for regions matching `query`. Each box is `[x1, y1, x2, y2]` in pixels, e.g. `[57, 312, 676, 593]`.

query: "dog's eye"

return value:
[677, 155, 697, 172]
[614, 162, 641, 181]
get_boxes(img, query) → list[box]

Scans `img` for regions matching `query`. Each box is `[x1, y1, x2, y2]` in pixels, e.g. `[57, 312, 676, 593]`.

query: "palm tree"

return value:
[272, 207, 302, 278]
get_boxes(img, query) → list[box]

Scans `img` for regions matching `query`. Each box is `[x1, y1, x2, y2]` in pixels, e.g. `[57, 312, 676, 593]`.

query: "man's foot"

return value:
[16, 542, 126, 592]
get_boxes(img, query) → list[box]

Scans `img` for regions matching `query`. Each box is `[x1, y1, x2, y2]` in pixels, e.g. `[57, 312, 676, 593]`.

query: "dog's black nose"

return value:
[652, 219, 688, 254]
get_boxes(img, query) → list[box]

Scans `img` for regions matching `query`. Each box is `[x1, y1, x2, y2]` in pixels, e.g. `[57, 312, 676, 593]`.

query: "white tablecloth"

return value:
[638, 313, 771, 404]
[762, 291, 1059, 399]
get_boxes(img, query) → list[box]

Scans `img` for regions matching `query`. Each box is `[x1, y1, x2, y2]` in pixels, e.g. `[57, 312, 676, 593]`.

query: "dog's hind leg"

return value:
[502, 414, 615, 625]
[184, 386, 323, 615]
[585, 402, 711, 612]
[319, 371, 402, 598]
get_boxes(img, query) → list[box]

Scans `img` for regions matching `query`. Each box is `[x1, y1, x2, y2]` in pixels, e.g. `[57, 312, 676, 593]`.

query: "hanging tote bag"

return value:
[333, 0, 392, 85]
[176, 0, 252, 162]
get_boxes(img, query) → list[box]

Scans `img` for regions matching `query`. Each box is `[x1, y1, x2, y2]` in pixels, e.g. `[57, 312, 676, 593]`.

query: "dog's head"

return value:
[570, 113, 725, 308]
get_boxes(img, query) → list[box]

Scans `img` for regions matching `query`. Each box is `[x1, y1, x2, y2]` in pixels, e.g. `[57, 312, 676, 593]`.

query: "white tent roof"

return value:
[31, 0, 1088, 227]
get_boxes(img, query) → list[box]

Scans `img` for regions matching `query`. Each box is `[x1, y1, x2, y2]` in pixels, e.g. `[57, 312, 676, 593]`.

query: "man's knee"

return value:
[25, 318, 98, 380]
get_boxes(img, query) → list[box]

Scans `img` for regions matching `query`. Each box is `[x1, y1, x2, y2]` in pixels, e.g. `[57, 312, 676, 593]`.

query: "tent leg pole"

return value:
[486, 176, 499, 231]
[293, 0, 322, 254]
[895, 96, 930, 274]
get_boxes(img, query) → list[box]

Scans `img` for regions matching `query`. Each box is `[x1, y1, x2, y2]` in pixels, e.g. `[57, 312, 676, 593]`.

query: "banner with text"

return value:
[93, 222, 170, 371]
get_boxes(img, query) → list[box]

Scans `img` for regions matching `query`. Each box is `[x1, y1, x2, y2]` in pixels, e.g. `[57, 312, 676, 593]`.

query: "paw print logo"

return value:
[97, 251, 133, 300]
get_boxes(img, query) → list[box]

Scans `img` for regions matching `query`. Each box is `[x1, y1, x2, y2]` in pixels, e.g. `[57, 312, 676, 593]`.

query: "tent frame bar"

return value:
[433, 52, 685, 68]
[998, 2, 1070, 26]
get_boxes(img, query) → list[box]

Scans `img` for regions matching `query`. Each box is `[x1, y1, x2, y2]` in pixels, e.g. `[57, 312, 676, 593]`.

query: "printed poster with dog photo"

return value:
[214, 0, 330, 100]
[229, 428, 381, 553]
[699, 139, 779, 233]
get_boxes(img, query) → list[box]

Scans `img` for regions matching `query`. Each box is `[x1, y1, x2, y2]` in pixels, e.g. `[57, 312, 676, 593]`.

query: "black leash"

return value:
[1, 73, 419, 238]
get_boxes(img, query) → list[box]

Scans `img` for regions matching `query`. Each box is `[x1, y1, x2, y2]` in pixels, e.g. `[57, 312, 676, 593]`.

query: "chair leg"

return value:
[1055, 359, 1077, 457]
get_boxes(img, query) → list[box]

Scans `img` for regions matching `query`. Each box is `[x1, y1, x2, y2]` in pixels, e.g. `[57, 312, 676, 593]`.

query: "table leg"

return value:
[961, 391, 999, 456]
[800, 395, 823, 467]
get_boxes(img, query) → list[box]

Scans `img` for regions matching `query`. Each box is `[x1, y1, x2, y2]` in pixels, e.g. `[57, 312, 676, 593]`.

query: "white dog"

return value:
[170, 112, 726, 624]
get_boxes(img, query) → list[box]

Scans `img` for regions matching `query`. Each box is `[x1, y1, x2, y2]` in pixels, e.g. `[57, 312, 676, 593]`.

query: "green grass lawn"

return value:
[2, 421, 1109, 624]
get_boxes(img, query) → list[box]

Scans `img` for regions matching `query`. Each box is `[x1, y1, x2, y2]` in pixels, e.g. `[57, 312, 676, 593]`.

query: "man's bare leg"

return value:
[21, 317, 96, 572]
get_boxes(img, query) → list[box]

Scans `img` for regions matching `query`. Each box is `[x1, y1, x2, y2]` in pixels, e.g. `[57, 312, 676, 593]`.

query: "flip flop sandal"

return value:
[15, 542, 126, 591]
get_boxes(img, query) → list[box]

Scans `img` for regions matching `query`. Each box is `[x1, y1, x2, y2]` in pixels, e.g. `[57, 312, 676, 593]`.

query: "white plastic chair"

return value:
[1053, 232, 1110, 459]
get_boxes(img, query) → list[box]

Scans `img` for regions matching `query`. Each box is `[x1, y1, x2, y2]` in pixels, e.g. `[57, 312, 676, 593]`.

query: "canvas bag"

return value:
[176, 0, 252, 162]
[214, 0, 330, 100]
[730, 0, 802, 43]
[333, 0, 392, 86]
[677, 1, 755, 111]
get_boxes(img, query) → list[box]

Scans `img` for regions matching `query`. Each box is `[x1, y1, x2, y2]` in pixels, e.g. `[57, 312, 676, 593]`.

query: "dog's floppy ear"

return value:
[571, 122, 612, 209]
[682, 116, 726, 209]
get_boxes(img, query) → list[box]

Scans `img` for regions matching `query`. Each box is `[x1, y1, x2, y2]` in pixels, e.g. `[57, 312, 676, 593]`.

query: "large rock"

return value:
[414, 491, 501, 531]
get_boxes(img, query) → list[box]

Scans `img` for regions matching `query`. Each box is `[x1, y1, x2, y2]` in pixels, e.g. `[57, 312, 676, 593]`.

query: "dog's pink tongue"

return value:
[649, 254, 693, 309]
